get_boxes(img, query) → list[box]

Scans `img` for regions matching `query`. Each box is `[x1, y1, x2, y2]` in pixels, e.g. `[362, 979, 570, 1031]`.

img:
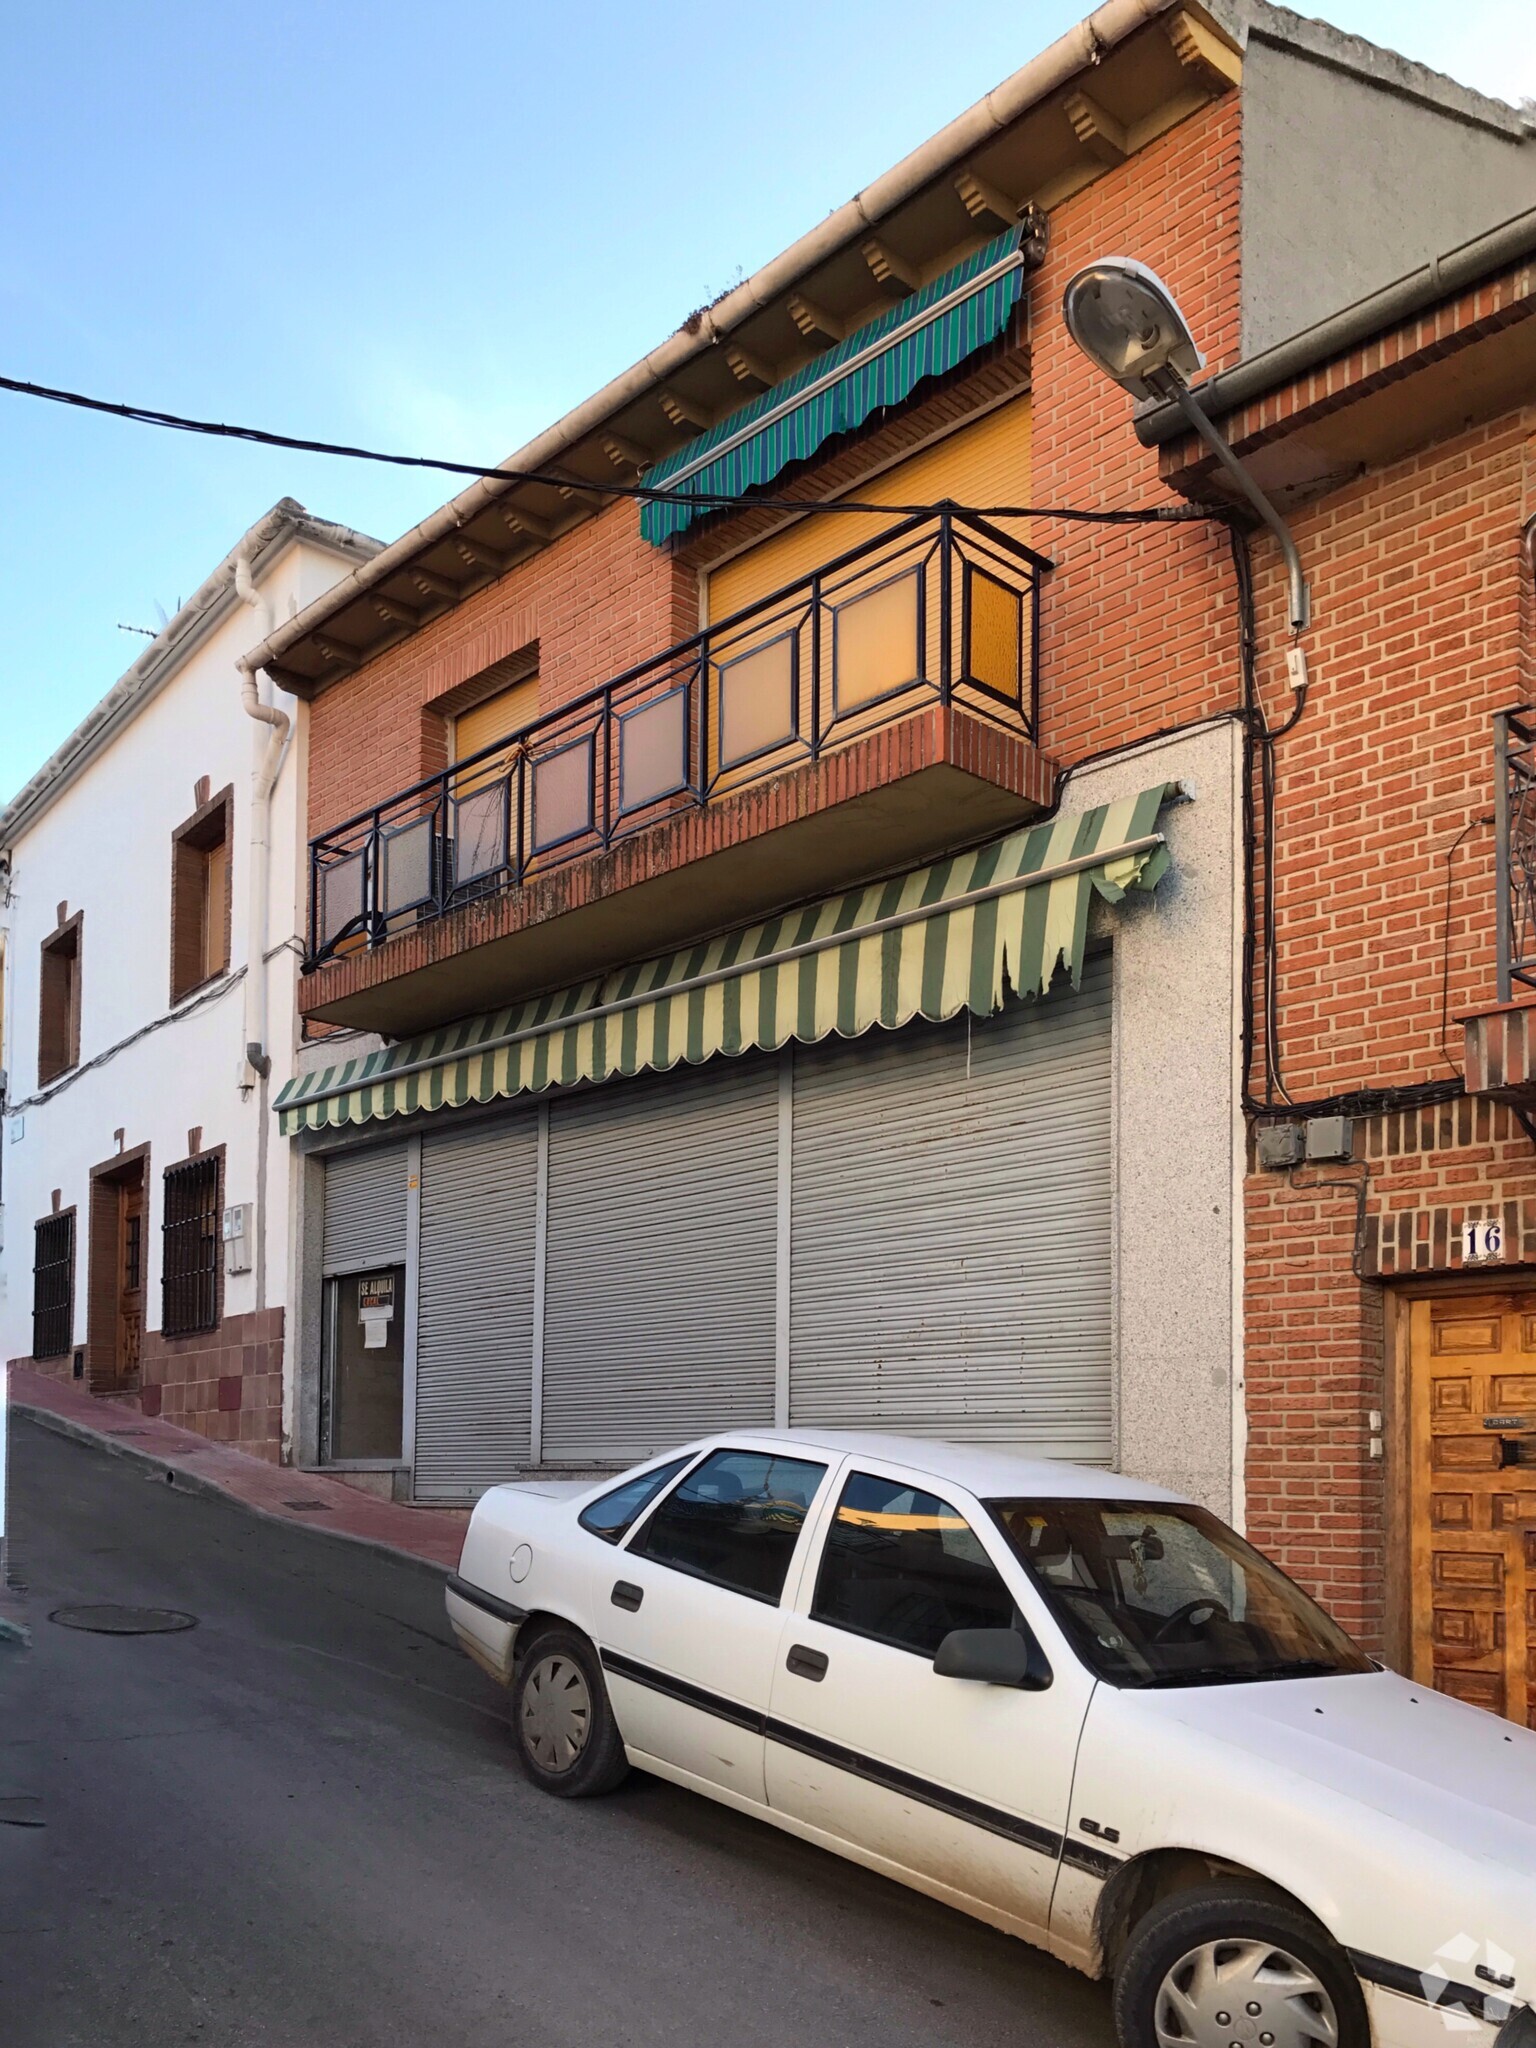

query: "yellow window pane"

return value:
[833, 570, 920, 712]
[620, 691, 687, 812]
[718, 635, 796, 768]
[531, 740, 592, 852]
[203, 834, 229, 978]
[967, 569, 1021, 701]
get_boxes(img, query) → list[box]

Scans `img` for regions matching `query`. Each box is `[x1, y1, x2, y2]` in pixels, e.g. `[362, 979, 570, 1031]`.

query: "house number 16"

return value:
[1462, 1219, 1504, 1263]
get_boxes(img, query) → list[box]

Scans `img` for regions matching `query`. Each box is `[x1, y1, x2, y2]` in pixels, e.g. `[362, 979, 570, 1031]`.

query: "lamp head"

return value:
[1062, 258, 1204, 398]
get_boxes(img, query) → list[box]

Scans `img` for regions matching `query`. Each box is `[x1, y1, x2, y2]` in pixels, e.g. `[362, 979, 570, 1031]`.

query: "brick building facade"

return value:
[1140, 217, 1536, 1705]
[228, 3, 1536, 1718]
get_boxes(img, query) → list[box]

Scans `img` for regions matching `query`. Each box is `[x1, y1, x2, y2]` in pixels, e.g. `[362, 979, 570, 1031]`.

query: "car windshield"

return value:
[987, 1498, 1373, 1689]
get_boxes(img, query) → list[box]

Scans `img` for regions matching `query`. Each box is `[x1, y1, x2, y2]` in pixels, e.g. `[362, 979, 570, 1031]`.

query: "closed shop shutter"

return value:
[707, 394, 1031, 621]
[322, 1142, 409, 1275]
[413, 1115, 539, 1500]
[789, 951, 1112, 1458]
[541, 1055, 779, 1463]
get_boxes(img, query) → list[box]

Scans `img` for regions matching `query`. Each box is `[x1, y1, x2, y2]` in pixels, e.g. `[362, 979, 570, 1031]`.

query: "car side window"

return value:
[812, 1469, 1017, 1658]
[578, 1455, 695, 1545]
[630, 1449, 828, 1604]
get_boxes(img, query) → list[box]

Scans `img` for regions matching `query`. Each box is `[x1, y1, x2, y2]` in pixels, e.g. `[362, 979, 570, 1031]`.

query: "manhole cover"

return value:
[107, 1427, 148, 1437]
[48, 1605, 197, 1635]
[282, 1499, 331, 1512]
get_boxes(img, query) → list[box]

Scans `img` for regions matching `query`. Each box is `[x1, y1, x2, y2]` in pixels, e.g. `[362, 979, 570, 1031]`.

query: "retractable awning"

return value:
[638, 225, 1030, 546]
[275, 783, 1176, 1136]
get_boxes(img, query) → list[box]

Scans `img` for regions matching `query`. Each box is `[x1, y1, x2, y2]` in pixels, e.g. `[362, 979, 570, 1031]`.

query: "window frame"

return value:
[170, 786, 233, 1004]
[160, 1147, 223, 1339]
[579, 1451, 704, 1546]
[809, 1464, 1023, 1661]
[37, 910, 83, 1086]
[625, 1444, 832, 1608]
[31, 1209, 76, 1360]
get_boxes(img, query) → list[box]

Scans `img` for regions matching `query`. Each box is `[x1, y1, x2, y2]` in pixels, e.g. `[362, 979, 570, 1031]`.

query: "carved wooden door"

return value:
[117, 1179, 144, 1385]
[1410, 1293, 1536, 1728]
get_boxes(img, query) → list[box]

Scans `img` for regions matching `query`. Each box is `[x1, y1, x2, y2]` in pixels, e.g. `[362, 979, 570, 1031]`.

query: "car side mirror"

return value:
[933, 1626, 1052, 1691]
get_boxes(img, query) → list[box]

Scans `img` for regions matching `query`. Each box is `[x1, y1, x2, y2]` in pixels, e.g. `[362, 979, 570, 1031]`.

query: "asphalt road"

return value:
[1, 1417, 1115, 2048]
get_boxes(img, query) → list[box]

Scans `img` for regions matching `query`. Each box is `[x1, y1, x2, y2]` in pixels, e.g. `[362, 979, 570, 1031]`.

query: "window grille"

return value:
[162, 1156, 220, 1337]
[32, 1214, 74, 1359]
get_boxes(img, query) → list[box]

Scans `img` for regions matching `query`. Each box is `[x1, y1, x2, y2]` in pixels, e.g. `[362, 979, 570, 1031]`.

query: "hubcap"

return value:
[1154, 1940, 1339, 2048]
[520, 1653, 592, 1773]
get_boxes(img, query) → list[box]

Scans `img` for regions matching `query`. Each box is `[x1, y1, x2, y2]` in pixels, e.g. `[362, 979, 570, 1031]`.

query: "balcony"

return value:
[302, 509, 1055, 1034]
[1464, 708, 1536, 1107]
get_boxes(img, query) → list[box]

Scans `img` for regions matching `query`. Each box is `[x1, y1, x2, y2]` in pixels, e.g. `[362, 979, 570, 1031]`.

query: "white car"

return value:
[445, 1430, 1536, 2048]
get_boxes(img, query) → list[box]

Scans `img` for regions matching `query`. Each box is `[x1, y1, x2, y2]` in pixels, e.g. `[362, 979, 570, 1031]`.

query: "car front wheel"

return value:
[1114, 1884, 1368, 2048]
[510, 1625, 629, 1798]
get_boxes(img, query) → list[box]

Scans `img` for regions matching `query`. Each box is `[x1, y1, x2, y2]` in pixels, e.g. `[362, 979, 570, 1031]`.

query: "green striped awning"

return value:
[276, 784, 1175, 1136]
[638, 225, 1027, 546]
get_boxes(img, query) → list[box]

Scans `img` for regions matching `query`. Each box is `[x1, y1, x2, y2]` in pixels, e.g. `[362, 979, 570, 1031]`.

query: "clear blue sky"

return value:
[3, 1, 1532, 803]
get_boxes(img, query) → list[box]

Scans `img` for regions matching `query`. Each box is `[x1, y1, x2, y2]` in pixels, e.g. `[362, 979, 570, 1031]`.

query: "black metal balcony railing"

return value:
[1495, 706, 1536, 999]
[305, 507, 1050, 968]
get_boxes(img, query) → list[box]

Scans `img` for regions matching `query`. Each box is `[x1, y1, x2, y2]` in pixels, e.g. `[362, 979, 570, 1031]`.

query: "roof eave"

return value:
[0, 503, 382, 844]
[249, 0, 1247, 693]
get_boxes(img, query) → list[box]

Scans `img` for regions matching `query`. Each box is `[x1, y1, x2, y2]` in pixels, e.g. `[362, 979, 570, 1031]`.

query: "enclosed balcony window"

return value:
[305, 505, 1047, 969]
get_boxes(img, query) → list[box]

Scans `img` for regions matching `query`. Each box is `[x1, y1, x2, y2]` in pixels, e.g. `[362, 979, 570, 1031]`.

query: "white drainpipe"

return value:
[234, 552, 286, 1086]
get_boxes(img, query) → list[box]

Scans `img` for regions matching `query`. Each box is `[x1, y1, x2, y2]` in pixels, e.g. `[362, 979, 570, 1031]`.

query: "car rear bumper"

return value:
[444, 1574, 525, 1687]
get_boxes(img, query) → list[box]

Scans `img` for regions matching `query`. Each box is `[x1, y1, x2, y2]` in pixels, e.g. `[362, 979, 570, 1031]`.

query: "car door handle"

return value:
[611, 1581, 644, 1612]
[785, 1644, 828, 1681]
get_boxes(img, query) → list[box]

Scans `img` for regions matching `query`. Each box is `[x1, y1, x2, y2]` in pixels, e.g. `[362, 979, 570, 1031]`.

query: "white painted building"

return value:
[0, 500, 378, 1457]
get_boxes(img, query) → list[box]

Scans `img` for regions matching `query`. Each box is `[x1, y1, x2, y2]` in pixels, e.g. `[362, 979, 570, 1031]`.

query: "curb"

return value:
[14, 1402, 452, 1584]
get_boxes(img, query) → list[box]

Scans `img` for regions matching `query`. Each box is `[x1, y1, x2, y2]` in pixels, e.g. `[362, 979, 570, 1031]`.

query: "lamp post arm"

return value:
[1152, 371, 1311, 633]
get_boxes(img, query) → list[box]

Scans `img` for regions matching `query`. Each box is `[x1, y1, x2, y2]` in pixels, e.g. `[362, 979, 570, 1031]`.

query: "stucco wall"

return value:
[0, 533, 361, 1453]
[1241, 16, 1536, 357]
[1076, 718, 1244, 1520]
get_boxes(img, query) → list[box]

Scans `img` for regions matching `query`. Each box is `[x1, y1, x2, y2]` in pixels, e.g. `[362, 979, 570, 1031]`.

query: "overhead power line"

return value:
[0, 371, 1208, 527]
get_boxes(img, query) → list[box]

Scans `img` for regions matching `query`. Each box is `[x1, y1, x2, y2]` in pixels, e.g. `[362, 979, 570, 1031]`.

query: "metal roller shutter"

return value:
[789, 952, 1113, 1458]
[322, 1143, 409, 1275]
[414, 1115, 539, 1500]
[542, 1055, 779, 1463]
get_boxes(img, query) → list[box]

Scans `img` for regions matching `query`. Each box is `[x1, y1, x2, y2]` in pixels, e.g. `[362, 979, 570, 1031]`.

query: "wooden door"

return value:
[1410, 1292, 1536, 1727]
[116, 1179, 144, 1385]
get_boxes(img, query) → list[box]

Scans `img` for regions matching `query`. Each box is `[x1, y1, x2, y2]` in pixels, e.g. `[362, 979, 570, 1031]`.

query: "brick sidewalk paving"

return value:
[7, 1367, 467, 1575]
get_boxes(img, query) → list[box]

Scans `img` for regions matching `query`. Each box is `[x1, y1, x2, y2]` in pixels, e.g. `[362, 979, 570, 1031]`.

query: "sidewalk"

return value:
[9, 1368, 468, 1575]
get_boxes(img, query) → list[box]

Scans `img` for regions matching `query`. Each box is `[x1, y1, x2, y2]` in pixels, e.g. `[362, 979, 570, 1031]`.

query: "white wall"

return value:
[0, 534, 359, 1373]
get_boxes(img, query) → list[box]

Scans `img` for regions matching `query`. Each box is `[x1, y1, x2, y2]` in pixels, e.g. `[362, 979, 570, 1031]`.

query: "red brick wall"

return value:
[1031, 94, 1242, 766]
[1245, 1103, 1536, 1646]
[306, 500, 696, 838]
[1238, 406, 1536, 1640]
[1247, 417, 1536, 1101]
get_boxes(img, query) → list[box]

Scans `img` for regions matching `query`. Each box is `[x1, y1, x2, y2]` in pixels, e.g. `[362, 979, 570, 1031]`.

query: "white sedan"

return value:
[445, 1430, 1535, 2048]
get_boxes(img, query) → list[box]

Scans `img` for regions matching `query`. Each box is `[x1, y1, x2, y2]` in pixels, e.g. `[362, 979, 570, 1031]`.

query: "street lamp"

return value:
[1063, 258, 1310, 633]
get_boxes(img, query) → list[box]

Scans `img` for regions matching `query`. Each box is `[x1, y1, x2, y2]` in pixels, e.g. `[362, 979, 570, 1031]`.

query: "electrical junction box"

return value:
[222, 1203, 253, 1275]
[1256, 1122, 1304, 1171]
[1304, 1116, 1354, 1163]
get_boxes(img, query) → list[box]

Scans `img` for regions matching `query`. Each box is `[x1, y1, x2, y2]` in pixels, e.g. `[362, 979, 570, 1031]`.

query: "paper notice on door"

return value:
[357, 1273, 395, 1349]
